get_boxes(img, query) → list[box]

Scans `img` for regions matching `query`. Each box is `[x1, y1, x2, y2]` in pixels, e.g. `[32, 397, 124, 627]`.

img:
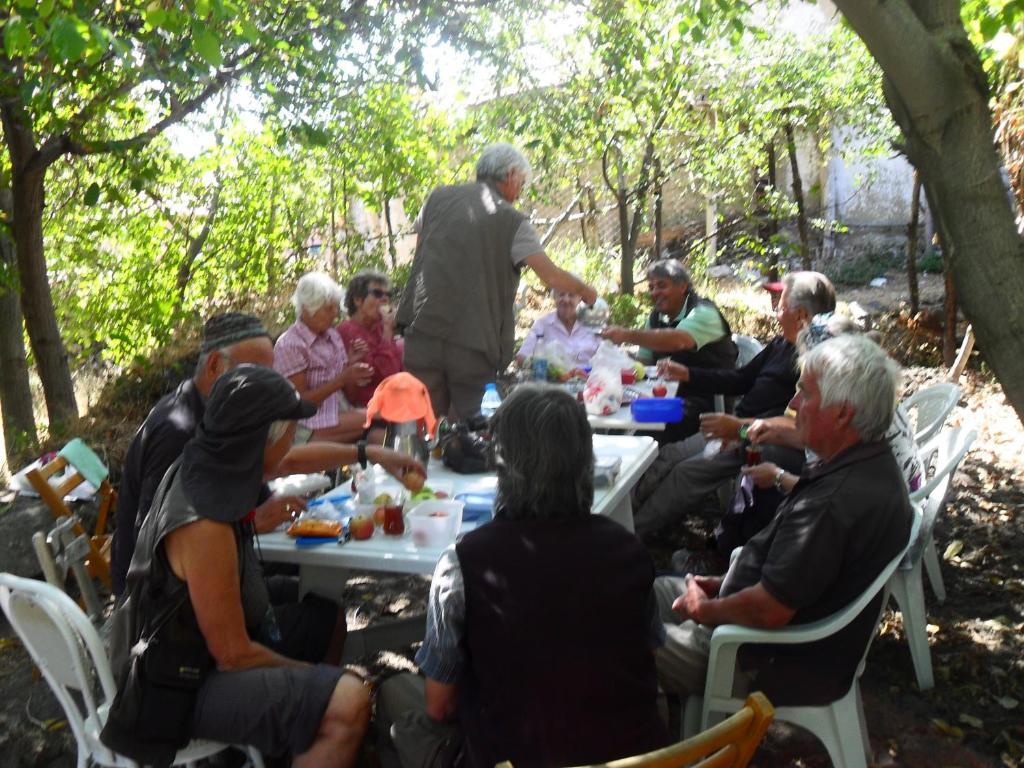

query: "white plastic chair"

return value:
[889, 427, 976, 690]
[713, 334, 766, 412]
[0, 573, 263, 768]
[684, 505, 922, 768]
[732, 334, 765, 368]
[901, 383, 960, 446]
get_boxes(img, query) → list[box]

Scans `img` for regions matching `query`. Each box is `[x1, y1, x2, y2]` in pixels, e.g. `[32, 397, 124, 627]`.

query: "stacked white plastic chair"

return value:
[902, 382, 961, 446]
[683, 505, 922, 768]
[0, 573, 263, 768]
[888, 426, 976, 690]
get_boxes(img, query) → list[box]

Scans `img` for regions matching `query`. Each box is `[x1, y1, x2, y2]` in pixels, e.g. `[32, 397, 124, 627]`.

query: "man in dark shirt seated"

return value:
[601, 259, 737, 442]
[632, 271, 835, 543]
[654, 334, 913, 707]
[376, 386, 667, 768]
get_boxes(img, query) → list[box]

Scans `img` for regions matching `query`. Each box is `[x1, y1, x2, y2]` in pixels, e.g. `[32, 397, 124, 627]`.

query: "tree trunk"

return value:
[835, 0, 1024, 425]
[653, 159, 663, 260]
[943, 253, 958, 367]
[616, 189, 634, 294]
[784, 122, 811, 270]
[8, 165, 78, 430]
[906, 170, 922, 315]
[758, 142, 780, 281]
[176, 182, 222, 305]
[583, 182, 599, 248]
[383, 196, 397, 269]
[0, 188, 38, 461]
[330, 173, 338, 275]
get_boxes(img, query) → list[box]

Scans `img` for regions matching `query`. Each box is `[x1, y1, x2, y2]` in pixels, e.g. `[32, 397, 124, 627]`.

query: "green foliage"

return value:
[606, 291, 651, 328]
[918, 248, 944, 274]
[824, 249, 901, 287]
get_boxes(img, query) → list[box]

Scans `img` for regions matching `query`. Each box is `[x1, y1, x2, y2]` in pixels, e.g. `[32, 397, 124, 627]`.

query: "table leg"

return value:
[606, 495, 636, 533]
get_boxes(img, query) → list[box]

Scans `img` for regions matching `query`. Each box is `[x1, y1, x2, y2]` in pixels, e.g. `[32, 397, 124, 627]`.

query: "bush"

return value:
[825, 250, 901, 287]
[917, 248, 944, 274]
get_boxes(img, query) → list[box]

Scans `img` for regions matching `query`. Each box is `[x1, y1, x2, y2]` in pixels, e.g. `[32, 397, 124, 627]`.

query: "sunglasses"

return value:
[368, 288, 391, 299]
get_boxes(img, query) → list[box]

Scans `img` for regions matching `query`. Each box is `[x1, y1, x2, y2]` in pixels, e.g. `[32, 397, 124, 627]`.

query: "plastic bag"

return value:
[544, 339, 576, 381]
[589, 340, 634, 373]
[583, 365, 623, 416]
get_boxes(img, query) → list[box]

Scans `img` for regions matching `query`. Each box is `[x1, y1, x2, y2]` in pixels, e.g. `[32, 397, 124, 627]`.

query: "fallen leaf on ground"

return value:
[960, 713, 985, 729]
[996, 696, 1019, 710]
[944, 539, 964, 559]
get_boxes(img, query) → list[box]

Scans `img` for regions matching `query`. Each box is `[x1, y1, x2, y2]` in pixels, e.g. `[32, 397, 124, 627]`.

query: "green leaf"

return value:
[38, 0, 55, 18]
[50, 15, 89, 63]
[83, 182, 100, 206]
[193, 29, 223, 68]
[144, 3, 167, 30]
[3, 15, 32, 59]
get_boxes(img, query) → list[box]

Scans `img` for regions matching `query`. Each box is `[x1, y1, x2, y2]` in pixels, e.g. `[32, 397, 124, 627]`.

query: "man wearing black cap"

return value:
[104, 366, 373, 767]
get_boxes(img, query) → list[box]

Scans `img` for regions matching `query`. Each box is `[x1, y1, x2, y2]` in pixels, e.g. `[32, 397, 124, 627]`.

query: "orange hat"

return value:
[363, 372, 438, 437]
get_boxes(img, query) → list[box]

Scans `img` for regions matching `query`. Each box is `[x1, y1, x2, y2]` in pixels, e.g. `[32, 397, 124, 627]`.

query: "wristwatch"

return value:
[773, 467, 787, 492]
[356, 439, 368, 470]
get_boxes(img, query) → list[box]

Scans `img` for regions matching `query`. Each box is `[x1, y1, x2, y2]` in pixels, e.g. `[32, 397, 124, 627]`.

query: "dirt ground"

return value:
[1, 272, 1022, 767]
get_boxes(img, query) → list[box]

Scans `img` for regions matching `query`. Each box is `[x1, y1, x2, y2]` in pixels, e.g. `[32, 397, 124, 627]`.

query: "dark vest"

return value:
[455, 515, 668, 768]
[649, 291, 737, 413]
[397, 181, 528, 368]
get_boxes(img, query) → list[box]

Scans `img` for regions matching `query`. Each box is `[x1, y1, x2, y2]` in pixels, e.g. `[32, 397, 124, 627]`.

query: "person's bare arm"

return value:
[272, 443, 426, 482]
[601, 325, 697, 352]
[672, 576, 795, 629]
[164, 519, 305, 670]
[522, 252, 598, 305]
[424, 678, 459, 722]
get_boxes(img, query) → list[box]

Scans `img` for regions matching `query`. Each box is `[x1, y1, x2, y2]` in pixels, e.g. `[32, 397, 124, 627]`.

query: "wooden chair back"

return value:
[25, 455, 115, 589]
[496, 692, 773, 768]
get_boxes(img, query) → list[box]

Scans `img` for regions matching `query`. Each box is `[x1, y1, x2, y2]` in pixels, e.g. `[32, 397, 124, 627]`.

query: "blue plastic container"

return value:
[454, 491, 495, 524]
[630, 397, 684, 423]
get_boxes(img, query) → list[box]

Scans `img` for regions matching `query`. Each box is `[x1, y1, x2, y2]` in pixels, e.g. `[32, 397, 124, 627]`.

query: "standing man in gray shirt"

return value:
[397, 143, 599, 420]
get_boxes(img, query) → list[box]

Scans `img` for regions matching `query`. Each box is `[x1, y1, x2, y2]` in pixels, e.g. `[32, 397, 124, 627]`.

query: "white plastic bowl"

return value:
[408, 499, 464, 548]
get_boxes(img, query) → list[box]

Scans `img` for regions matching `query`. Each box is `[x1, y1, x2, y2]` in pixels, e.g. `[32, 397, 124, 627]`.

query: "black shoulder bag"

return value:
[100, 591, 213, 768]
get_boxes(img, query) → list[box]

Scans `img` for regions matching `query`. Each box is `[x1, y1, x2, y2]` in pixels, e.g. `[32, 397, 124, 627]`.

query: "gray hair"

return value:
[490, 385, 594, 520]
[292, 271, 344, 319]
[646, 259, 691, 285]
[800, 334, 900, 441]
[783, 271, 836, 317]
[475, 143, 532, 185]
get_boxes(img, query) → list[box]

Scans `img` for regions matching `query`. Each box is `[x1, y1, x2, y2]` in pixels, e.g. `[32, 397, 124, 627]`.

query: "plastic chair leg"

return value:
[890, 568, 935, 690]
[682, 694, 703, 739]
[778, 694, 869, 768]
[922, 537, 947, 603]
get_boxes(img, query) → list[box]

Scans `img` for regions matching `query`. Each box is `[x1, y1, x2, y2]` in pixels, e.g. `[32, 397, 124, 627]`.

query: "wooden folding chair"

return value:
[25, 447, 115, 589]
[497, 692, 773, 768]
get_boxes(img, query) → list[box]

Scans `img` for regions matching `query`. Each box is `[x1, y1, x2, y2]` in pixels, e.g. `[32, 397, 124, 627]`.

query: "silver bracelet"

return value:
[773, 467, 787, 493]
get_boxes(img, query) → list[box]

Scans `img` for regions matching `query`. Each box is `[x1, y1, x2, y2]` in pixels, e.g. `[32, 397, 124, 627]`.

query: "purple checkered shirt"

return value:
[273, 320, 348, 430]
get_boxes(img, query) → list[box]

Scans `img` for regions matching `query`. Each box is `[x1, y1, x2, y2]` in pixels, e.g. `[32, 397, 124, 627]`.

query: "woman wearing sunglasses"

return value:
[339, 270, 405, 407]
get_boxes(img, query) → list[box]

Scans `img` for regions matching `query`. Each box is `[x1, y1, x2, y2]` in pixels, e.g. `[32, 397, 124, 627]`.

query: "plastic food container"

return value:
[630, 397, 684, 423]
[408, 499, 465, 548]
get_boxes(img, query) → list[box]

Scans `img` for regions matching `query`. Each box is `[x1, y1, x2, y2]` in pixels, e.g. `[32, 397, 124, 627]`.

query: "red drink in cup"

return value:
[745, 445, 762, 466]
[383, 505, 405, 535]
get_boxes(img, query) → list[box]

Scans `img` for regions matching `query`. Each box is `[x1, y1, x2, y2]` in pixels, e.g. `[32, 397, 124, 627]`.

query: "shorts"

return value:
[191, 663, 343, 757]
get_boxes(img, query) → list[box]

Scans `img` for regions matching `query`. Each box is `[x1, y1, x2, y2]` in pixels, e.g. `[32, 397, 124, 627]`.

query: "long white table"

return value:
[255, 434, 658, 598]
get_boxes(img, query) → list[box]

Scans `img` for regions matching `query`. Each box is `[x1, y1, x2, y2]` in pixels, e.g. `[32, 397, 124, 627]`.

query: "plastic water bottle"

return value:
[480, 383, 502, 419]
[531, 335, 549, 382]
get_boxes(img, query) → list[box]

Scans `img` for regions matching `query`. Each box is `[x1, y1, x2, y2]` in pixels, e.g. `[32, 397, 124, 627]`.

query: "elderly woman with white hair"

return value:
[397, 142, 601, 420]
[274, 271, 373, 443]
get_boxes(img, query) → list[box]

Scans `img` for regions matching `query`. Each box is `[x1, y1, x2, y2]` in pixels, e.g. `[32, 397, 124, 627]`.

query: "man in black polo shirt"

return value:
[654, 334, 913, 706]
[632, 270, 835, 543]
[601, 259, 737, 441]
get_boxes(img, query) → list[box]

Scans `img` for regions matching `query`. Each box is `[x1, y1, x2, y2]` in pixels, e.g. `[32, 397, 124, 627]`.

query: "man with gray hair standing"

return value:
[397, 142, 599, 420]
[654, 334, 913, 707]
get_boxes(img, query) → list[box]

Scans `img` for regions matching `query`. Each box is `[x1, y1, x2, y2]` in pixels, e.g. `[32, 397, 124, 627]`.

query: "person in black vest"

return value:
[376, 385, 668, 768]
[601, 259, 737, 442]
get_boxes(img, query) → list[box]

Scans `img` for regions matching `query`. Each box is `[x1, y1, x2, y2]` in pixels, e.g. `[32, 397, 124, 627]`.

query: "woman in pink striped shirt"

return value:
[274, 272, 373, 443]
